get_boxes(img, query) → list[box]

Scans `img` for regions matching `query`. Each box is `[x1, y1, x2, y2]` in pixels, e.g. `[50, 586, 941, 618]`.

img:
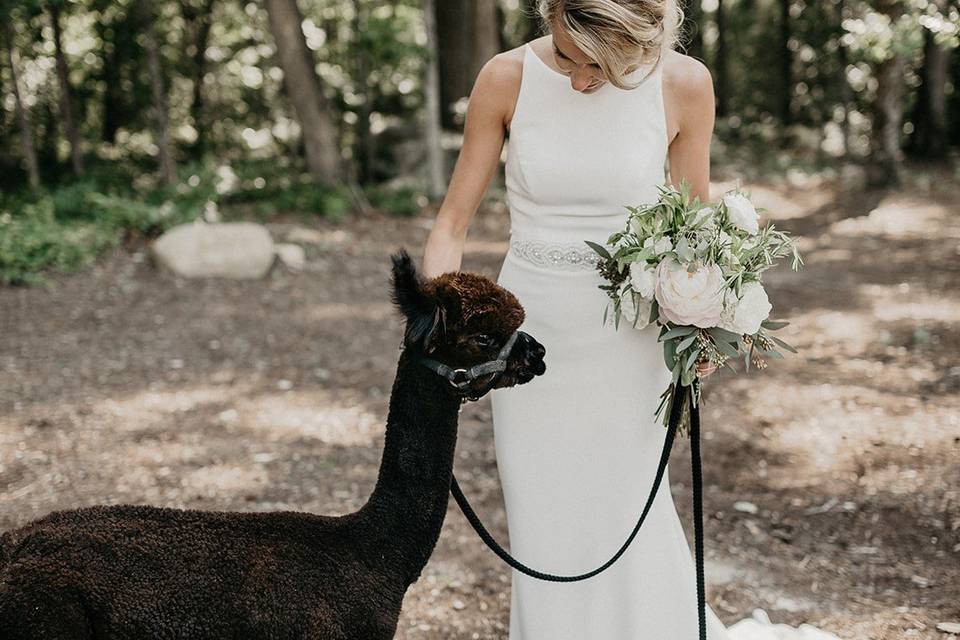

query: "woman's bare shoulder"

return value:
[475, 45, 527, 131]
[662, 49, 713, 101]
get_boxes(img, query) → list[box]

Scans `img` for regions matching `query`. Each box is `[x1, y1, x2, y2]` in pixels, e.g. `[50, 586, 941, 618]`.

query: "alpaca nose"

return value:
[517, 331, 545, 362]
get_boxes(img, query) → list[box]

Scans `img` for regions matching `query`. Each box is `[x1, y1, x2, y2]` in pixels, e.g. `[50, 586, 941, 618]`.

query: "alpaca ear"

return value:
[390, 247, 429, 318]
[390, 247, 446, 351]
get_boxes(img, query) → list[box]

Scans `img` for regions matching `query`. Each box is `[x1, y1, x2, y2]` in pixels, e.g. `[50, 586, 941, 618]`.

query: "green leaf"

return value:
[713, 339, 741, 358]
[754, 345, 785, 359]
[769, 335, 798, 353]
[680, 365, 695, 388]
[761, 320, 790, 330]
[659, 325, 696, 341]
[685, 347, 701, 371]
[663, 339, 678, 370]
[708, 326, 742, 343]
[584, 240, 612, 259]
[676, 333, 698, 352]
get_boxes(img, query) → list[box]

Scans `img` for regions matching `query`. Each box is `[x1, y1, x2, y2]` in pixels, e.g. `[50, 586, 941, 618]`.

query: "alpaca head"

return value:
[390, 248, 546, 397]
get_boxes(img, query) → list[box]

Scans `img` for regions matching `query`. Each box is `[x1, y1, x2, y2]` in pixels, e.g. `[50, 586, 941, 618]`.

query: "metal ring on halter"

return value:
[449, 369, 471, 389]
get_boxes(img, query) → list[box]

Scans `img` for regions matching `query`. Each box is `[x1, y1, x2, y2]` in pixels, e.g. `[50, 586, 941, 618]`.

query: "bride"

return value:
[422, 2, 839, 638]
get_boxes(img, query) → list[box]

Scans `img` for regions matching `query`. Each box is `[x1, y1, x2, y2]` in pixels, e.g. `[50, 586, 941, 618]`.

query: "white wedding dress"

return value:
[487, 41, 840, 640]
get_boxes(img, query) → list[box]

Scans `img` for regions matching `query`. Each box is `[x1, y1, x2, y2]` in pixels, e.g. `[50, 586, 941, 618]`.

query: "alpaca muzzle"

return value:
[414, 330, 529, 402]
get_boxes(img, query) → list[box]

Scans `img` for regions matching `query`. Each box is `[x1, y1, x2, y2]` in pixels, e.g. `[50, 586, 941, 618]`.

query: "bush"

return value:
[365, 183, 423, 217]
[0, 199, 118, 286]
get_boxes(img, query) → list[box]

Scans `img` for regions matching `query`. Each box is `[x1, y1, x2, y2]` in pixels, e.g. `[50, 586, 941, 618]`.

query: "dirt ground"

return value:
[1, 175, 958, 639]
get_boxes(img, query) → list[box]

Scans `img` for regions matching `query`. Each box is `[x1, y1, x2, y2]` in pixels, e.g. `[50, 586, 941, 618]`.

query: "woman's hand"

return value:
[696, 360, 717, 378]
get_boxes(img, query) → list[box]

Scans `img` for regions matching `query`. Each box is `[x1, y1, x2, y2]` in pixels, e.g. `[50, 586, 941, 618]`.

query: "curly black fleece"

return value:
[0, 248, 529, 640]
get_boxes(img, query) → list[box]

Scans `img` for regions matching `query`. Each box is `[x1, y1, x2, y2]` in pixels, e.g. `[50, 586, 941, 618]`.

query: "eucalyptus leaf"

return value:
[660, 325, 696, 341]
[676, 333, 698, 352]
[769, 335, 798, 353]
[708, 326, 742, 342]
[761, 320, 790, 330]
[685, 347, 701, 370]
[663, 339, 678, 370]
[713, 339, 741, 358]
[584, 240, 612, 259]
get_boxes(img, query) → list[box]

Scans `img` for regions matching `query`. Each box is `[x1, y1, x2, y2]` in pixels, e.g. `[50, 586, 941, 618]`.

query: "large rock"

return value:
[150, 221, 275, 279]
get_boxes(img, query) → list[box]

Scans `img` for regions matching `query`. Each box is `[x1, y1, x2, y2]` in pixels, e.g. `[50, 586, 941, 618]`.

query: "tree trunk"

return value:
[423, 0, 445, 200]
[868, 0, 905, 186]
[351, 0, 375, 184]
[779, 0, 793, 129]
[686, 0, 704, 61]
[909, 0, 950, 159]
[714, 0, 728, 117]
[49, 3, 84, 176]
[518, 0, 542, 45]
[264, 0, 345, 184]
[473, 0, 500, 70]
[138, 2, 178, 186]
[99, 23, 122, 143]
[435, 0, 500, 130]
[180, 0, 217, 157]
[4, 22, 40, 190]
[835, 0, 851, 157]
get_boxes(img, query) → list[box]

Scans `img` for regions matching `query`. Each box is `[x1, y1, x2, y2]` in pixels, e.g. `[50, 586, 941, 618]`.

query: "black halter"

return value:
[413, 330, 520, 403]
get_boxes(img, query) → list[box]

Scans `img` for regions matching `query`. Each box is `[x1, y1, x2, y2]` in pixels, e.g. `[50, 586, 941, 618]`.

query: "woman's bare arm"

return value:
[663, 52, 715, 204]
[421, 54, 519, 279]
[663, 53, 718, 377]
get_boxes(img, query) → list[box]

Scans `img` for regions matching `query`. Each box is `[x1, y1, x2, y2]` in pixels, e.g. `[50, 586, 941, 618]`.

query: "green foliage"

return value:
[0, 198, 118, 285]
[364, 183, 423, 217]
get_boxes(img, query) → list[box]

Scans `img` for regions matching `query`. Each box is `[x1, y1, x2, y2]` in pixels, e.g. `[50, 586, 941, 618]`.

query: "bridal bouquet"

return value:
[584, 180, 803, 433]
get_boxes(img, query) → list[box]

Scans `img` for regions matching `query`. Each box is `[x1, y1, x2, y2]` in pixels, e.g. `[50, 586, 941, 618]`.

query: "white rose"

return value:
[628, 261, 656, 299]
[619, 285, 652, 329]
[717, 230, 731, 246]
[719, 281, 772, 335]
[723, 193, 760, 235]
[643, 235, 673, 256]
[654, 257, 725, 328]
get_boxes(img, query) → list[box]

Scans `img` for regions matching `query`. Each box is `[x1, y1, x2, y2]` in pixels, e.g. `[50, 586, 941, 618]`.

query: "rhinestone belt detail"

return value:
[509, 237, 601, 271]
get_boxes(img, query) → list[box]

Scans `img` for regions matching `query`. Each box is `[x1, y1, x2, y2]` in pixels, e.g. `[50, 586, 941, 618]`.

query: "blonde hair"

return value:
[534, 0, 684, 90]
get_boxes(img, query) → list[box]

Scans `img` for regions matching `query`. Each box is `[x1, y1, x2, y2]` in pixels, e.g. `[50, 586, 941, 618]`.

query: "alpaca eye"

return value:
[470, 334, 494, 348]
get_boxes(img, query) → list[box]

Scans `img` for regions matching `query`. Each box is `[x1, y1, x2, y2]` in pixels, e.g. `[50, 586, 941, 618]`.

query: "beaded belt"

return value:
[509, 237, 601, 271]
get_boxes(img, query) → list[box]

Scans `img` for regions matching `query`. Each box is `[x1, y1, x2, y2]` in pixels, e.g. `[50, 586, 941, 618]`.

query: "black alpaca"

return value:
[0, 248, 546, 640]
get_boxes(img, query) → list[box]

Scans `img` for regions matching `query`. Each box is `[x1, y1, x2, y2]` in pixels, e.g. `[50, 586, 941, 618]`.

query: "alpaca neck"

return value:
[356, 346, 462, 586]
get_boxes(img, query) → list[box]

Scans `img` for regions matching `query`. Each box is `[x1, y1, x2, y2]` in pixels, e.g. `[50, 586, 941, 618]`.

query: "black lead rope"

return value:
[690, 389, 707, 640]
[450, 382, 707, 640]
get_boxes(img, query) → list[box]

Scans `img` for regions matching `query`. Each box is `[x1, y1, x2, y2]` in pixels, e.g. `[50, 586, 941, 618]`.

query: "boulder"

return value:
[150, 221, 275, 279]
[275, 243, 306, 271]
